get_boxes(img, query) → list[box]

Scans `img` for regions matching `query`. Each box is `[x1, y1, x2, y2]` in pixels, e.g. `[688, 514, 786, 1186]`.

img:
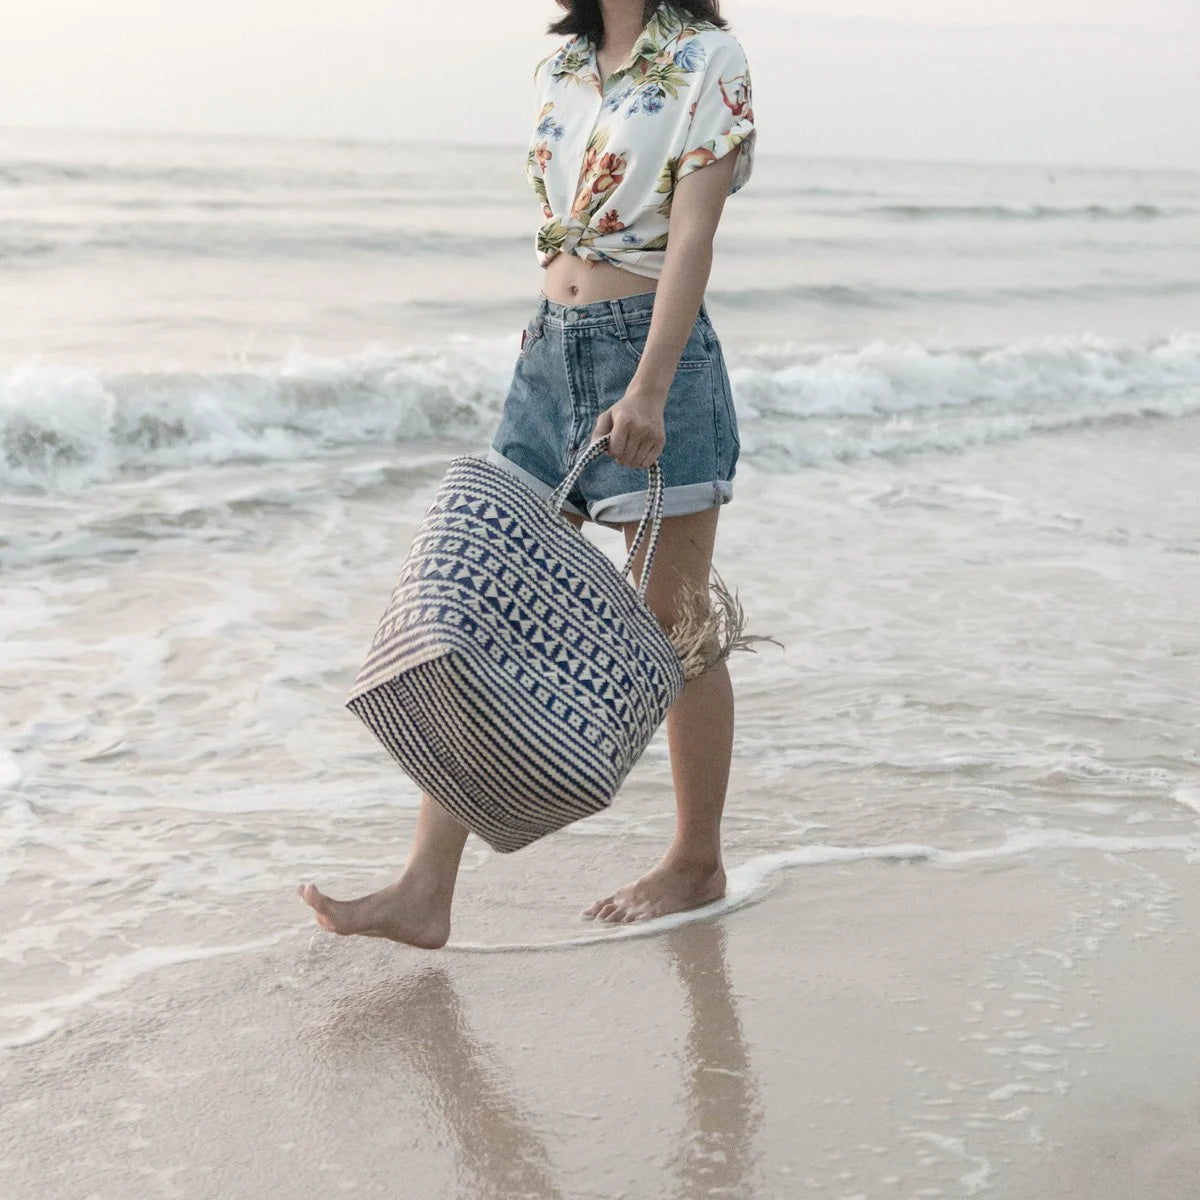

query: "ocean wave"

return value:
[735, 330, 1200, 418]
[744, 393, 1200, 470]
[867, 202, 1183, 221]
[0, 345, 509, 490]
[2, 332, 1198, 492]
[0, 159, 422, 192]
[0, 223, 522, 264]
[722, 279, 1200, 310]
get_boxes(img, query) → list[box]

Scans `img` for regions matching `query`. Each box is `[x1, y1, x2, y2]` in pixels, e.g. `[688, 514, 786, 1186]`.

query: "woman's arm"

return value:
[592, 146, 741, 470]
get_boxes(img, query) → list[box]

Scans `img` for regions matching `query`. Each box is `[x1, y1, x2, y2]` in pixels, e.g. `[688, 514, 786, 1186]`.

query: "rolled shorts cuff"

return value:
[486, 447, 732, 527]
[485, 446, 586, 516]
[589, 480, 732, 528]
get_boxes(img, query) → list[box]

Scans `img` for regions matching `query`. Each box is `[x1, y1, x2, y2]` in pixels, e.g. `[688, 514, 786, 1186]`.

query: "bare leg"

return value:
[584, 506, 730, 922]
[297, 793, 469, 948]
[297, 503, 592, 947]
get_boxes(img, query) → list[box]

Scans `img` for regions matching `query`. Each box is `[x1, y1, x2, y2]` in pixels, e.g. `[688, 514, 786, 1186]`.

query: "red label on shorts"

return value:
[520, 329, 528, 350]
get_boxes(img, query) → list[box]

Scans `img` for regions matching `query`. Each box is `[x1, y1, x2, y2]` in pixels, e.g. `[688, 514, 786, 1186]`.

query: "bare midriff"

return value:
[542, 249, 658, 306]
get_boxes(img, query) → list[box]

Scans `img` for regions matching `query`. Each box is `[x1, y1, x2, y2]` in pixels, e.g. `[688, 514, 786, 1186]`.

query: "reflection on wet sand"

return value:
[312, 966, 561, 1200]
[665, 921, 763, 1200]
[306, 920, 759, 1196]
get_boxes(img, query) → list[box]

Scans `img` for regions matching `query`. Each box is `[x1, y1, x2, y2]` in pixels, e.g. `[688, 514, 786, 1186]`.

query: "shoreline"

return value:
[4, 404, 1199, 1196]
[4, 844, 1197, 1197]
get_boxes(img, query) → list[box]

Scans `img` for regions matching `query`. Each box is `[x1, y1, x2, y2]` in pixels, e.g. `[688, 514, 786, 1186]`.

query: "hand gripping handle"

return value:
[546, 435, 664, 603]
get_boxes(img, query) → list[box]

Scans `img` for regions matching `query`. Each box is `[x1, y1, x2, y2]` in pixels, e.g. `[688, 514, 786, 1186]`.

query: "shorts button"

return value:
[565, 310, 579, 323]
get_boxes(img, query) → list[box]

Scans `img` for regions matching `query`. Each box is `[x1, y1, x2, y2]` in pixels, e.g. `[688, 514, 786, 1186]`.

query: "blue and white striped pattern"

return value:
[346, 453, 686, 853]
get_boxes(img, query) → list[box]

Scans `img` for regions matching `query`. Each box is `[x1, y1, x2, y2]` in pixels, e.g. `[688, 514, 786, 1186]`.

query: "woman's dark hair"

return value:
[547, 0, 728, 41]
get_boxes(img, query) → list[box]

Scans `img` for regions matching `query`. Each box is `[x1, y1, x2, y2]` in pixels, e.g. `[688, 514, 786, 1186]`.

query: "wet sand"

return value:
[4, 415, 1199, 1196]
[4, 841, 1197, 1199]
[1007, 852, 1200, 1200]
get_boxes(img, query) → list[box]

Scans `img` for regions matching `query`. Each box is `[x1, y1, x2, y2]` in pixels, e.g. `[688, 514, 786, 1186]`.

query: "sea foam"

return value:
[446, 826, 1200, 953]
[3, 331, 1199, 491]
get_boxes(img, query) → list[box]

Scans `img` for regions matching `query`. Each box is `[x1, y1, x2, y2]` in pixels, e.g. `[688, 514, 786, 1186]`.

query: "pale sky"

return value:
[2, 0, 1198, 169]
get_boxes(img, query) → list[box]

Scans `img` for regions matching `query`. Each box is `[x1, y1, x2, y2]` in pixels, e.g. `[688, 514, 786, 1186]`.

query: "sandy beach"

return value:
[5, 409, 1198, 1198]
[4, 847, 1198, 1197]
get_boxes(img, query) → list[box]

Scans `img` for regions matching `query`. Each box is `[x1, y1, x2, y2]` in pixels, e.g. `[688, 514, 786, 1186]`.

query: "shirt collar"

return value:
[550, 4, 684, 84]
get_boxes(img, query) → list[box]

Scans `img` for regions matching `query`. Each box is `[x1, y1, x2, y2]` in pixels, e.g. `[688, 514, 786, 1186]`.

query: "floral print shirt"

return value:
[526, 2, 756, 280]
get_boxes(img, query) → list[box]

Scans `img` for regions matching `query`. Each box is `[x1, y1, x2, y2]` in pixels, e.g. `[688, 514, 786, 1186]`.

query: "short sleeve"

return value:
[676, 37, 756, 195]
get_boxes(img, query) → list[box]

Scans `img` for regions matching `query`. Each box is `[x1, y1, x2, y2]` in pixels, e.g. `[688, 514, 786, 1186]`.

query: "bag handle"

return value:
[546, 435, 664, 603]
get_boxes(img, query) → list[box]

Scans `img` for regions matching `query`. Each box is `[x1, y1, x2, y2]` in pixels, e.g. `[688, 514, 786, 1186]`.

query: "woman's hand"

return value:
[591, 384, 668, 469]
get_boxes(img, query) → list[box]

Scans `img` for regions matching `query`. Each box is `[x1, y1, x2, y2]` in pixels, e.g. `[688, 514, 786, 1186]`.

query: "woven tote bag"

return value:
[345, 436, 686, 853]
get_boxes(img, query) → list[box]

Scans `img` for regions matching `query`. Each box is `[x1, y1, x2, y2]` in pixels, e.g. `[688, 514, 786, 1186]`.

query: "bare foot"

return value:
[296, 872, 451, 949]
[582, 858, 726, 924]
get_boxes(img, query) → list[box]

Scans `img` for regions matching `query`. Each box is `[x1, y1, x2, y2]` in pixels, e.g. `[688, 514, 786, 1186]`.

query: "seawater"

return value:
[2, 128, 1199, 1061]
[4, 128, 1200, 488]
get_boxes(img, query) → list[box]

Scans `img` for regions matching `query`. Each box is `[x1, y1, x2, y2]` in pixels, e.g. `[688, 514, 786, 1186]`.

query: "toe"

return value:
[598, 903, 624, 923]
[582, 896, 614, 919]
[298, 884, 338, 930]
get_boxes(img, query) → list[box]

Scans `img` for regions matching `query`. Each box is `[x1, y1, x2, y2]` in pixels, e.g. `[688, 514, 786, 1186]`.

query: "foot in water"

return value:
[582, 857, 726, 924]
[297, 872, 452, 949]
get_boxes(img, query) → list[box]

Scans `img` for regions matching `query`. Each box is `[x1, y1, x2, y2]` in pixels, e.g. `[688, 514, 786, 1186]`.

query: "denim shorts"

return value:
[487, 289, 740, 527]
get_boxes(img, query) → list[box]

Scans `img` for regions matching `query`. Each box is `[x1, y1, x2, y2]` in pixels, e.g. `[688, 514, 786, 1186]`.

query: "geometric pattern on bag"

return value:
[346, 438, 686, 853]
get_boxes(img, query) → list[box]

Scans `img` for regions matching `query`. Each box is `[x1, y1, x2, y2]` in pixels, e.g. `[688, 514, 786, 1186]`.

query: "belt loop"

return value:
[609, 298, 628, 339]
[535, 295, 547, 333]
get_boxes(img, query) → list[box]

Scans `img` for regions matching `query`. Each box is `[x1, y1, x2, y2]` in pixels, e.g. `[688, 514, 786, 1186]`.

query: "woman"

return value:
[299, 0, 756, 946]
